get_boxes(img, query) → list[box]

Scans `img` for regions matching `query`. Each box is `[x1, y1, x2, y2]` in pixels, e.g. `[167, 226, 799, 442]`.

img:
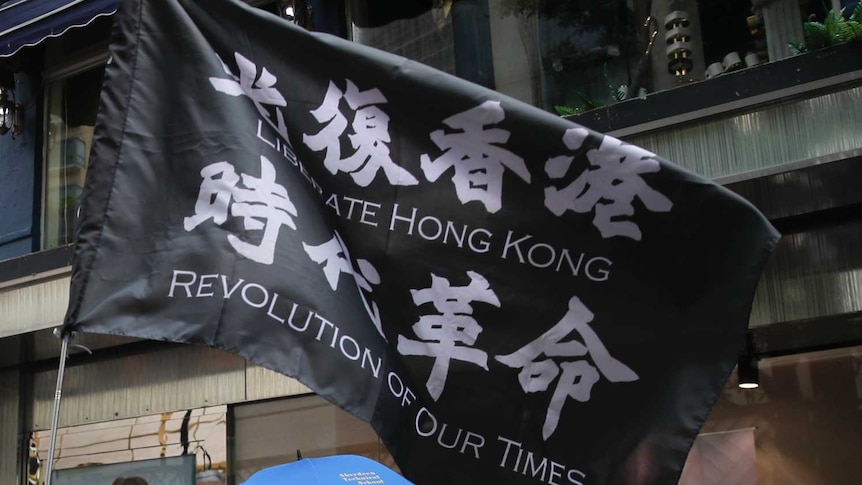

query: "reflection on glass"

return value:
[44, 66, 104, 249]
[53, 455, 195, 485]
[232, 395, 395, 483]
[32, 406, 228, 481]
[348, 1, 837, 115]
[697, 345, 862, 485]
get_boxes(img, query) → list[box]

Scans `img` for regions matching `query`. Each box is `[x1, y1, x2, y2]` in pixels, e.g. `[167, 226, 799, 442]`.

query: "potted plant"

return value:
[789, 4, 862, 54]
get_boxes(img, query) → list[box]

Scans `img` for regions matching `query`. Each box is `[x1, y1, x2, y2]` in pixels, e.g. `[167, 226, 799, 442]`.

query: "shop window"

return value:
[39, 15, 112, 250]
[688, 345, 862, 484]
[349, 1, 861, 116]
[52, 455, 196, 485]
[30, 406, 228, 485]
[43, 64, 105, 249]
[231, 395, 395, 483]
[350, 2, 460, 80]
[39, 4, 279, 250]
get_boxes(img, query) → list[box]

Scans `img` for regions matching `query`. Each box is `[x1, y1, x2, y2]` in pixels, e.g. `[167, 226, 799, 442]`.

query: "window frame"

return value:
[40, 49, 108, 251]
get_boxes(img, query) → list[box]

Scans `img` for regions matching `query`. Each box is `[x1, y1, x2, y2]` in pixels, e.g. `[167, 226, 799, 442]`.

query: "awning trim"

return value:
[0, 0, 117, 58]
[1, 0, 89, 37]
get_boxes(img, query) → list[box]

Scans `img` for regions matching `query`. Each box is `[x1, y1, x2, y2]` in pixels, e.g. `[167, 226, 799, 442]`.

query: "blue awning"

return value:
[0, 0, 117, 58]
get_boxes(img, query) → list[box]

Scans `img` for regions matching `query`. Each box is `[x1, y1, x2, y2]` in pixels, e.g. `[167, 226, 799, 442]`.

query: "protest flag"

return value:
[61, 0, 779, 483]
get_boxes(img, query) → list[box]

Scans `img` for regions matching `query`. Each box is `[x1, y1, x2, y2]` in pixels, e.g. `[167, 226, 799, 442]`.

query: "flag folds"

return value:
[63, 1, 779, 483]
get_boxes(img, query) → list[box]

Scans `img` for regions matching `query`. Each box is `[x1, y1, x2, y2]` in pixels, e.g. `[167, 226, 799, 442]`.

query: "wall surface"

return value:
[0, 71, 38, 261]
[0, 274, 70, 338]
[0, 368, 20, 485]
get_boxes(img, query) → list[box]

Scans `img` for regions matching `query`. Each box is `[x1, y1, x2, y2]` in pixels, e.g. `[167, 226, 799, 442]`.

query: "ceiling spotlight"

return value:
[737, 350, 759, 389]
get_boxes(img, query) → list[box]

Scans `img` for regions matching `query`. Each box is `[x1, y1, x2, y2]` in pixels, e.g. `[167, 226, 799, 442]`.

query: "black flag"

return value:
[63, 0, 779, 483]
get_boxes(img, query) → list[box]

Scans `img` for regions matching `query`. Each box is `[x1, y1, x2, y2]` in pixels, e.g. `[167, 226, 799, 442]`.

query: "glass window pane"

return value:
[348, 1, 649, 113]
[351, 6, 458, 77]
[44, 66, 105, 249]
[348, 1, 861, 117]
[693, 345, 862, 484]
[232, 396, 396, 483]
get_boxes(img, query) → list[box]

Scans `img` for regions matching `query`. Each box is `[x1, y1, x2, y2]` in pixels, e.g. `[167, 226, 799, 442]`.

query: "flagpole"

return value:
[43, 330, 73, 485]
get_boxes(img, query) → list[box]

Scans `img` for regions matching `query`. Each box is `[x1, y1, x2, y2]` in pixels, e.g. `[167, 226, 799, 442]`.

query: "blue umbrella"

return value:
[241, 455, 414, 485]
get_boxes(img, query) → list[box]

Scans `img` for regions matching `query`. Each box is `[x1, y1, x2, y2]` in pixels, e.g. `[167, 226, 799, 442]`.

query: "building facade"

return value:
[1, 0, 861, 484]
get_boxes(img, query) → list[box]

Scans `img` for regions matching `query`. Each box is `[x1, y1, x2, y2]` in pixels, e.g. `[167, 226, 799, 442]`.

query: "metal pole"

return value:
[43, 331, 72, 485]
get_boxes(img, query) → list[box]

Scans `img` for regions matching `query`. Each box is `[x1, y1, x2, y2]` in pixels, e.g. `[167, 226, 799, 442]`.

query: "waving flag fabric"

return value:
[62, 1, 779, 483]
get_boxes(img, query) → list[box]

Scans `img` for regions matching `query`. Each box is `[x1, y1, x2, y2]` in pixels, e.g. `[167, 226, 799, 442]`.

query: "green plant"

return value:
[553, 65, 629, 117]
[552, 90, 599, 117]
[553, 105, 582, 116]
[789, 5, 862, 54]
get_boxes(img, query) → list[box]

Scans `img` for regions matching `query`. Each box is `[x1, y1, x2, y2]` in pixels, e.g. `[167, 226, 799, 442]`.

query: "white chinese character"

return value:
[209, 52, 296, 158]
[302, 232, 384, 338]
[496, 296, 638, 440]
[397, 271, 500, 400]
[544, 128, 672, 240]
[303, 80, 419, 187]
[420, 101, 530, 213]
[184, 156, 297, 265]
